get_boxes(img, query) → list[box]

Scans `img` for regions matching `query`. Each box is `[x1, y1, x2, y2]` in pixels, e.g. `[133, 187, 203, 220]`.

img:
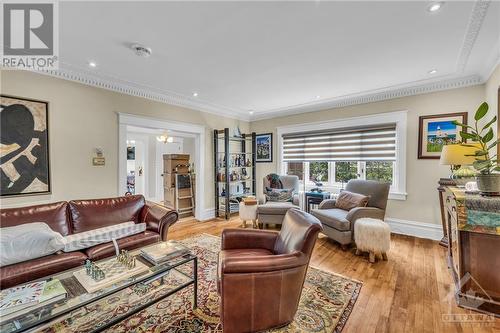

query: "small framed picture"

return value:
[256, 133, 273, 163]
[418, 112, 468, 159]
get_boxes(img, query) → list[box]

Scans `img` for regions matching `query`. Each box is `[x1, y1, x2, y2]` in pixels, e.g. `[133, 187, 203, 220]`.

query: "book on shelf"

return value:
[140, 241, 189, 264]
[0, 279, 67, 320]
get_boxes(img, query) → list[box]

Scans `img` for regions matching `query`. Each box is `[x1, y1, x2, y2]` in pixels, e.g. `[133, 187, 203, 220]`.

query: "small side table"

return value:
[305, 191, 331, 213]
[239, 202, 258, 228]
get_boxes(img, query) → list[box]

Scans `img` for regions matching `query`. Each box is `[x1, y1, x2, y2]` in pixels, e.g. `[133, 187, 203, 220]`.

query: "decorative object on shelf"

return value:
[255, 133, 273, 163]
[0, 95, 50, 197]
[453, 102, 500, 196]
[439, 144, 479, 183]
[214, 128, 256, 219]
[465, 181, 479, 193]
[233, 127, 242, 138]
[418, 112, 468, 159]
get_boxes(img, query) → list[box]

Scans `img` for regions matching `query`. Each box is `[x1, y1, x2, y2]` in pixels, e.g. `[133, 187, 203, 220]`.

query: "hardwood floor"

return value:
[169, 217, 500, 333]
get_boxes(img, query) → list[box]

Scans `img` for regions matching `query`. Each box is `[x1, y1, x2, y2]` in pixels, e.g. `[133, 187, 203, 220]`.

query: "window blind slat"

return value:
[282, 124, 397, 162]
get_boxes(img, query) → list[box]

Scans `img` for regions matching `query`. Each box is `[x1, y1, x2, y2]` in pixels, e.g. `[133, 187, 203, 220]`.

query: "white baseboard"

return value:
[385, 218, 443, 241]
[197, 208, 216, 221]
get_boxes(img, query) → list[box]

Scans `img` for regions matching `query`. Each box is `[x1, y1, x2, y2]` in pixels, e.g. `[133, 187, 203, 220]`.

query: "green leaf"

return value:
[473, 160, 491, 171]
[474, 150, 489, 156]
[460, 131, 477, 140]
[494, 166, 500, 172]
[482, 128, 494, 143]
[452, 121, 475, 131]
[487, 139, 500, 150]
[474, 102, 489, 121]
[482, 116, 497, 131]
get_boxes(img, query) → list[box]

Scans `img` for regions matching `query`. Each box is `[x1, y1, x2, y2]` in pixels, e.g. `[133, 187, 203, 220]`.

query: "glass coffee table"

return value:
[0, 247, 198, 333]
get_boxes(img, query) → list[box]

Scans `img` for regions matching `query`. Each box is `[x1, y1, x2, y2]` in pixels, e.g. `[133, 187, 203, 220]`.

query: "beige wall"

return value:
[0, 70, 249, 211]
[485, 64, 500, 157]
[251, 85, 491, 225]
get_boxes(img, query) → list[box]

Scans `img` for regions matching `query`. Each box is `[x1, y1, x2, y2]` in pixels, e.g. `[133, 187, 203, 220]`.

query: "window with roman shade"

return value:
[282, 124, 397, 162]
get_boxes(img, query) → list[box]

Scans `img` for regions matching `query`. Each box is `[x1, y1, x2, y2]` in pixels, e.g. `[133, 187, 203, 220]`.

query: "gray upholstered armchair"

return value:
[311, 179, 390, 249]
[257, 175, 300, 228]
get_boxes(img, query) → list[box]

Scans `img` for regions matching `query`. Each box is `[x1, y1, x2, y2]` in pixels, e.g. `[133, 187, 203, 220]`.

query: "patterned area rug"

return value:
[43, 234, 362, 333]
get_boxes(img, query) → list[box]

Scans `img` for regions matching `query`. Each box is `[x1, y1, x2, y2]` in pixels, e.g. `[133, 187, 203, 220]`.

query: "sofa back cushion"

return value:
[274, 209, 323, 256]
[335, 191, 369, 211]
[0, 201, 71, 236]
[69, 195, 145, 234]
[345, 179, 390, 210]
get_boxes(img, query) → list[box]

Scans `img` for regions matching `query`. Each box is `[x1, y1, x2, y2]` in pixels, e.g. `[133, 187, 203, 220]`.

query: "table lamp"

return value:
[439, 144, 479, 179]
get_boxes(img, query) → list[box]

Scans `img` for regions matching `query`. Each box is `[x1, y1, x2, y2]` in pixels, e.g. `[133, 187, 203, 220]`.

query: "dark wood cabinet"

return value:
[443, 186, 500, 317]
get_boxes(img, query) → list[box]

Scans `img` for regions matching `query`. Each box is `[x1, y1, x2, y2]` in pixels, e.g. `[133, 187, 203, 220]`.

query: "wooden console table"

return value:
[443, 186, 500, 316]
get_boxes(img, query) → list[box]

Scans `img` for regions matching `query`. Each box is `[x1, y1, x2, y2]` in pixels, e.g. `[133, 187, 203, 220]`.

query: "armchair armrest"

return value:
[221, 251, 308, 273]
[221, 228, 278, 252]
[141, 201, 179, 241]
[346, 207, 385, 225]
[318, 199, 336, 209]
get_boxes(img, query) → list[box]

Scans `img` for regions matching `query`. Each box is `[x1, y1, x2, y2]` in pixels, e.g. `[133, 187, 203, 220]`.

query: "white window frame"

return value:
[277, 111, 407, 201]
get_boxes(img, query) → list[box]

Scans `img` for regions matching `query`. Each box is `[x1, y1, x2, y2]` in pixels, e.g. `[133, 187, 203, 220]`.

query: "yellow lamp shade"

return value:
[439, 144, 482, 166]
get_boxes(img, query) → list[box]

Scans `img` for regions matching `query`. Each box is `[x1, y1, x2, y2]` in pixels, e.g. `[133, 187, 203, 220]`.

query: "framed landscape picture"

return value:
[418, 112, 468, 159]
[0, 95, 51, 197]
[256, 133, 273, 163]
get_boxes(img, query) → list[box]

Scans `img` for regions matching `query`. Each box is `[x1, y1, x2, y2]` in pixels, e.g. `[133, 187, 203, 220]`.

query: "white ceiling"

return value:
[56, 1, 500, 121]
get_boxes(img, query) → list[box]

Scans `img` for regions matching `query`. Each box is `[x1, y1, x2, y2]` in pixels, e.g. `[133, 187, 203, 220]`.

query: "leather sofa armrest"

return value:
[318, 199, 336, 209]
[346, 207, 385, 228]
[141, 201, 179, 241]
[221, 252, 308, 273]
[221, 228, 278, 251]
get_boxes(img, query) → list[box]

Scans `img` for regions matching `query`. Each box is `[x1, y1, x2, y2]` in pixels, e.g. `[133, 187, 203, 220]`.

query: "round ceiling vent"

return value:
[131, 44, 152, 57]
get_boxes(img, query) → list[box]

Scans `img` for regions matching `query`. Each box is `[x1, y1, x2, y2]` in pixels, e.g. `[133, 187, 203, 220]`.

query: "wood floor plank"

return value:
[168, 217, 500, 332]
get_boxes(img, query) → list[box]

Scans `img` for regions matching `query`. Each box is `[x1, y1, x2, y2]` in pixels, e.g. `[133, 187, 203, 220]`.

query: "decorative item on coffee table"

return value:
[73, 250, 149, 293]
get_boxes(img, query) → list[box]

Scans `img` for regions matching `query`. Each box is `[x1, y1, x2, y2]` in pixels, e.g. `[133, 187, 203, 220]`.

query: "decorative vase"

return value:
[476, 174, 500, 196]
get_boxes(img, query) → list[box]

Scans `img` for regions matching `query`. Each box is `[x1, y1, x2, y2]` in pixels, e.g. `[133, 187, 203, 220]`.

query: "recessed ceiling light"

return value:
[428, 69, 438, 74]
[88, 61, 97, 68]
[249, 110, 254, 115]
[428, 2, 444, 12]
[316, 95, 321, 99]
[192, 92, 198, 97]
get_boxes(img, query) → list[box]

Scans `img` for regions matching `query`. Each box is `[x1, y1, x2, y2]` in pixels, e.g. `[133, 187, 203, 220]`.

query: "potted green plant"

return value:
[453, 102, 500, 195]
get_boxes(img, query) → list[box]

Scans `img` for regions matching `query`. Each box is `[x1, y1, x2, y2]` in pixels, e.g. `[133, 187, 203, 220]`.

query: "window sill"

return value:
[388, 191, 407, 201]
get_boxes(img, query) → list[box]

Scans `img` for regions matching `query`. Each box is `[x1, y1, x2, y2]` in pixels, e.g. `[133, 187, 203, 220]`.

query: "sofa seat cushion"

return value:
[311, 208, 351, 231]
[0, 251, 87, 289]
[257, 202, 296, 215]
[85, 231, 160, 261]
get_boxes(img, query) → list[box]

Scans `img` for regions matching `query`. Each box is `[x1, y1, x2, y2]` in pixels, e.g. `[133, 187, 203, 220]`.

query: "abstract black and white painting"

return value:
[0, 95, 50, 197]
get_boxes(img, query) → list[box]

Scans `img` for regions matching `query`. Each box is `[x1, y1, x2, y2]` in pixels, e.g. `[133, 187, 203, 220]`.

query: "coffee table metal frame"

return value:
[0, 253, 198, 333]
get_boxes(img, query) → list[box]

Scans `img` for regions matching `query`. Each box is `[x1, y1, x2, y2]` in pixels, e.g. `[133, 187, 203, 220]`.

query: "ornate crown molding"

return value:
[39, 64, 251, 122]
[251, 75, 484, 121]
[456, 0, 491, 73]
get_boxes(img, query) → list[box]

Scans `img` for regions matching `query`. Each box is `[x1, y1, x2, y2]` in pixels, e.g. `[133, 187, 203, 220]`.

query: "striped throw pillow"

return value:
[62, 222, 146, 252]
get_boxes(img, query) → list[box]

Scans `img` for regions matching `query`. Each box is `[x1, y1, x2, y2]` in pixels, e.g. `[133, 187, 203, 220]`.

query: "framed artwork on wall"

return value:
[0, 95, 51, 197]
[256, 133, 273, 163]
[418, 112, 468, 159]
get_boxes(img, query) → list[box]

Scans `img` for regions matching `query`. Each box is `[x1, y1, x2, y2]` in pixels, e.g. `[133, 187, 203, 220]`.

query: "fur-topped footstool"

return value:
[354, 218, 391, 263]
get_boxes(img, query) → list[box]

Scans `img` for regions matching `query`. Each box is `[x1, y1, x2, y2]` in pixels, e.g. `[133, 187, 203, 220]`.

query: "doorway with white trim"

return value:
[118, 114, 205, 221]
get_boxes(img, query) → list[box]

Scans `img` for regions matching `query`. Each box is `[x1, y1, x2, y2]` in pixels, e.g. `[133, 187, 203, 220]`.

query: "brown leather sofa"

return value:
[0, 195, 178, 289]
[218, 209, 322, 333]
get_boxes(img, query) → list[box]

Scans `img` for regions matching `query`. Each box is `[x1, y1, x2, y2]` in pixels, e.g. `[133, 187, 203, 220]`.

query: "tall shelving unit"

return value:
[214, 128, 256, 219]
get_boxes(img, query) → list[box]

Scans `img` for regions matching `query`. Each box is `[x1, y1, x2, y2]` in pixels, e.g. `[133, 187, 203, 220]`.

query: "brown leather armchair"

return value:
[217, 209, 322, 333]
